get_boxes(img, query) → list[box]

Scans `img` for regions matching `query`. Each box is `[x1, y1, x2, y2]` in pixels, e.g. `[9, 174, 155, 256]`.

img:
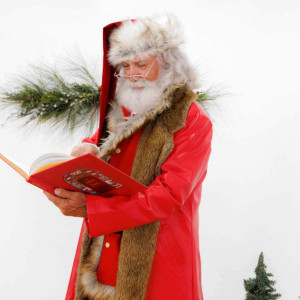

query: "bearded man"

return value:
[44, 15, 213, 300]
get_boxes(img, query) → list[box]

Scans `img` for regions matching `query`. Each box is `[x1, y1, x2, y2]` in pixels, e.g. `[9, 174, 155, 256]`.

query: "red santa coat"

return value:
[66, 101, 213, 300]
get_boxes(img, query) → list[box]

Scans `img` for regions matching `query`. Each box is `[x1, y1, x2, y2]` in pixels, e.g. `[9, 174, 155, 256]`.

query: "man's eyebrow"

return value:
[134, 59, 149, 64]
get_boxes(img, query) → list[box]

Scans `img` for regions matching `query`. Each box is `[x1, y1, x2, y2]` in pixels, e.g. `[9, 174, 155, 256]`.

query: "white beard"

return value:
[115, 67, 174, 115]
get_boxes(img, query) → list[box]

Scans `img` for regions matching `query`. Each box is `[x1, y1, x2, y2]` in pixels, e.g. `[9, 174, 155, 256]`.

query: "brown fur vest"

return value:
[75, 85, 197, 300]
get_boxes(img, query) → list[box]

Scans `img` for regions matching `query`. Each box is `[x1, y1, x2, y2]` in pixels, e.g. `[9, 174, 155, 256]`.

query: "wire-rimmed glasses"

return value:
[114, 58, 157, 80]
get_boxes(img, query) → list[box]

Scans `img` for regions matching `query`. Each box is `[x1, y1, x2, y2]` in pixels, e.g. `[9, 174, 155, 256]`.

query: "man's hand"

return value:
[71, 143, 100, 158]
[43, 188, 87, 218]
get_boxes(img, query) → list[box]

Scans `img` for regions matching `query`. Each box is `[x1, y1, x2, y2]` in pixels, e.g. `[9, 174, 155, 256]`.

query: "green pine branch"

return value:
[0, 58, 214, 134]
[0, 61, 100, 133]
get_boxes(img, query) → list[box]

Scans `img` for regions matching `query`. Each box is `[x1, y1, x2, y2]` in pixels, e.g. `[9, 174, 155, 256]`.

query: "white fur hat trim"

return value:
[108, 15, 184, 66]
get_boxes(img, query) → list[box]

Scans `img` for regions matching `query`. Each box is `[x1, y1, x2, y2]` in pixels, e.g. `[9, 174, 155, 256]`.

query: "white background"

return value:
[0, 0, 300, 299]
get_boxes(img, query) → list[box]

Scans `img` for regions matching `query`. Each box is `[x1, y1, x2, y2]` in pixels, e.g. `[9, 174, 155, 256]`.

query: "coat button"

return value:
[105, 242, 110, 248]
[115, 148, 121, 154]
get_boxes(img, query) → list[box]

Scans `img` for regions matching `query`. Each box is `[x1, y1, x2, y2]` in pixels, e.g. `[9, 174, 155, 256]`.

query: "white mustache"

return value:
[123, 79, 152, 88]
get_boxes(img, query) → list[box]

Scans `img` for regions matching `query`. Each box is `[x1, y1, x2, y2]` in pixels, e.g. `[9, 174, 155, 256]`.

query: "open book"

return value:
[0, 152, 146, 196]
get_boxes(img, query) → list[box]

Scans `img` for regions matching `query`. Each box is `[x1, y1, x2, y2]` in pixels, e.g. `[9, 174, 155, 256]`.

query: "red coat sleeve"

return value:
[85, 102, 213, 237]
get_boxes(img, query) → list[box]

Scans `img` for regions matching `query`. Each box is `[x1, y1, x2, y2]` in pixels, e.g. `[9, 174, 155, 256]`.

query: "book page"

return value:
[0, 153, 29, 179]
[29, 153, 73, 175]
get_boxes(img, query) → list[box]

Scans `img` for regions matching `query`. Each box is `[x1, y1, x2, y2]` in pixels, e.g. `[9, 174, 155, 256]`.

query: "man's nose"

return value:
[128, 76, 136, 82]
[126, 66, 139, 81]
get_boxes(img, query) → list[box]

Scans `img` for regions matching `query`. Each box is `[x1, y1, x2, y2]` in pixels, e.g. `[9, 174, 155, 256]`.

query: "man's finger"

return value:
[54, 188, 72, 199]
[43, 190, 51, 198]
[44, 189, 87, 218]
[43, 190, 61, 206]
[54, 188, 85, 202]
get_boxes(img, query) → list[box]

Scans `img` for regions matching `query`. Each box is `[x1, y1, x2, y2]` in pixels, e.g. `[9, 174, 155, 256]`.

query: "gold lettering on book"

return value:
[64, 169, 123, 194]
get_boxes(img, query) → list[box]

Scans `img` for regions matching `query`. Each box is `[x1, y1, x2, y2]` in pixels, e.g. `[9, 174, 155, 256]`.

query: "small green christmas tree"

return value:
[244, 252, 281, 300]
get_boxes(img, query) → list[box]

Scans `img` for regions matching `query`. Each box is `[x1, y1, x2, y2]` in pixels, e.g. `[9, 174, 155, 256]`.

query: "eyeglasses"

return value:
[114, 58, 157, 80]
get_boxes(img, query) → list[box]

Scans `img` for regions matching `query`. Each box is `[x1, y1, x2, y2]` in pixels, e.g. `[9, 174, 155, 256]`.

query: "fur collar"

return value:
[99, 84, 195, 159]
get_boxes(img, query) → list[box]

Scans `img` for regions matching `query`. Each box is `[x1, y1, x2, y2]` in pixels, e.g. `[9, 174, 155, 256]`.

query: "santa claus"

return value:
[44, 15, 213, 300]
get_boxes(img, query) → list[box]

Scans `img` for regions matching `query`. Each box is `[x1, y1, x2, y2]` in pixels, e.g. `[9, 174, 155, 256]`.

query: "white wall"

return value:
[0, 0, 300, 299]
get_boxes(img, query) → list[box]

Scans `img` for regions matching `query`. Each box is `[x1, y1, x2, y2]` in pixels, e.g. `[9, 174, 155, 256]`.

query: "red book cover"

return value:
[0, 153, 146, 196]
